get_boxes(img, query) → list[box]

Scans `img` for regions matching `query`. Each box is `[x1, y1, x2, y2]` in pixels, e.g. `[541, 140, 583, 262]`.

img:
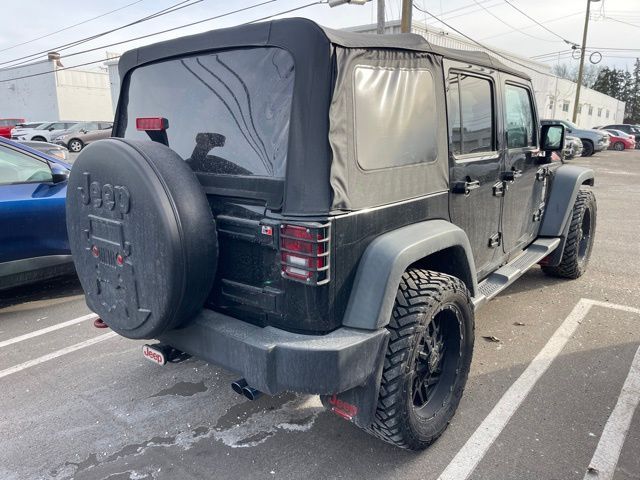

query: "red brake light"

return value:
[136, 117, 168, 131]
[280, 224, 329, 284]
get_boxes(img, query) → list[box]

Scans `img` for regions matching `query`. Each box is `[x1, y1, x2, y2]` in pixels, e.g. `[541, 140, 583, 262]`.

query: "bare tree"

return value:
[551, 63, 602, 88]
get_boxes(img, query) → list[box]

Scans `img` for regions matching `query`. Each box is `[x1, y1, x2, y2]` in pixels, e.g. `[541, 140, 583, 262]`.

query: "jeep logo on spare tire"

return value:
[65, 139, 218, 340]
[77, 172, 130, 214]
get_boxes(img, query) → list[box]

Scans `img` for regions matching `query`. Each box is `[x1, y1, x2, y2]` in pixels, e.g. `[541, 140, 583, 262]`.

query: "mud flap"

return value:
[320, 333, 388, 429]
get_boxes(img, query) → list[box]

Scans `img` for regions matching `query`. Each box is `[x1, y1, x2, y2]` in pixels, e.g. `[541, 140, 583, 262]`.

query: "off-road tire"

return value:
[367, 269, 474, 450]
[581, 140, 594, 157]
[542, 189, 596, 279]
[613, 141, 625, 151]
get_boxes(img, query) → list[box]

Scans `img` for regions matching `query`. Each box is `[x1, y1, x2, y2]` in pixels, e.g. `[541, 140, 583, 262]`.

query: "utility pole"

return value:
[572, 0, 600, 123]
[377, 0, 385, 34]
[400, 0, 412, 33]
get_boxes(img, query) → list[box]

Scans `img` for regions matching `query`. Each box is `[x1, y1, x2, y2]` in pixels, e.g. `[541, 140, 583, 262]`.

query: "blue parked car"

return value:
[0, 137, 72, 290]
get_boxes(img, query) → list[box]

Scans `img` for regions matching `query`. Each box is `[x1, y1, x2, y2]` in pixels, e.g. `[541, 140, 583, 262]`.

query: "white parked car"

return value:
[11, 121, 79, 142]
[10, 121, 49, 139]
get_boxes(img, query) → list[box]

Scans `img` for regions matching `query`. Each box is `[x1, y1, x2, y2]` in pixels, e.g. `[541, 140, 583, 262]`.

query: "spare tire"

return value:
[66, 139, 217, 339]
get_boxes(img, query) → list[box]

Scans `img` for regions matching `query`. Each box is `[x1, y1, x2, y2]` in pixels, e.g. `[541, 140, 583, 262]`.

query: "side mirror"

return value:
[50, 163, 70, 183]
[80, 129, 87, 134]
[48, 127, 55, 131]
[541, 124, 565, 152]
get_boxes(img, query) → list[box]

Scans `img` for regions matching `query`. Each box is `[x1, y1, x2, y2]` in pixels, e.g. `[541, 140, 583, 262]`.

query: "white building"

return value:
[349, 20, 625, 128]
[0, 52, 113, 122]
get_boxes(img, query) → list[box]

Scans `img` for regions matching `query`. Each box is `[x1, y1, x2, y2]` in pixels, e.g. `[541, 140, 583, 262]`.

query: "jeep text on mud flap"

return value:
[66, 19, 596, 450]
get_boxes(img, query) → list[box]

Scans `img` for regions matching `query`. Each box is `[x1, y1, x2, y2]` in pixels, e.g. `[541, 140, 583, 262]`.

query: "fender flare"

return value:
[539, 165, 595, 237]
[342, 219, 477, 330]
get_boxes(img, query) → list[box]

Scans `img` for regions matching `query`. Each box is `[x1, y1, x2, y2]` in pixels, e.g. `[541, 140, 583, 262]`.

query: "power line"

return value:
[533, 46, 640, 60]
[244, 1, 327, 23]
[470, 0, 564, 43]
[478, 12, 583, 42]
[0, 0, 146, 54]
[412, 2, 555, 78]
[502, 0, 579, 47]
[0, 0, 326, 84]
[8, 0, 283, 67]
[0, 0, 204, 69]
[424, 0, 503, 27]
[603, 16, 640, 29]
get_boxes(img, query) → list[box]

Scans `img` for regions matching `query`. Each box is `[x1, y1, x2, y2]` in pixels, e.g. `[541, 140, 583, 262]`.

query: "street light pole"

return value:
[377, 0, 385, 34]
[572, 0, 600, 123]
[400, 0, 412, 33]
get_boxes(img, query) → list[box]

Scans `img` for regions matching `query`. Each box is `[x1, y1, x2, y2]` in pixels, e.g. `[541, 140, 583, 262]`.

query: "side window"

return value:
[50, 122, 66, 130]
[0, 146, 52, 185]
[84, 122, 99, 131]
[447, 73, 494, 156]
[504, 84, 536, 149]
[353, 66, 438, 170]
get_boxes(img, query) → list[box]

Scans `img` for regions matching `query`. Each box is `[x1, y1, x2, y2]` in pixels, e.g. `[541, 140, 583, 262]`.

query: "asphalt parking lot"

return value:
[1, 149, 639, 480]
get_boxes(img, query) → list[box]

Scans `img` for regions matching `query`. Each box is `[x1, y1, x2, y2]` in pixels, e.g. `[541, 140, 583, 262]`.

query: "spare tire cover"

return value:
[66, 139, 217, 339]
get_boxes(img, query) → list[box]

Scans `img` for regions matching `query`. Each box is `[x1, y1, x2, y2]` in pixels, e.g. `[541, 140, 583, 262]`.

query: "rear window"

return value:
[120, 47, 295, 178]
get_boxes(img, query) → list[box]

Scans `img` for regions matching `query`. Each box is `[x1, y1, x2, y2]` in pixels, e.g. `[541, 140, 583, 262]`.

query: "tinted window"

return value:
[48, 122, 68, 130]
[353, 66, 438, 170]
[448, 73, 494, 156]
[504, 84, 536, 149]
[0, 146, 52, 185]
[122, 47, 295, 178]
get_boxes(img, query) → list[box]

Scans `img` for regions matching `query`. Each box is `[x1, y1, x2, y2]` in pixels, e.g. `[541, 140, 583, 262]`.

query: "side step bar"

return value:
[472, 237, 561, 309]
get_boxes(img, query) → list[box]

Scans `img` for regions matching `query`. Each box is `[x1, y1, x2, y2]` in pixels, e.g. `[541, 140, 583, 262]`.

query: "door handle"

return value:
[502, 169, 523, 182]
[451, 180, 481, 195]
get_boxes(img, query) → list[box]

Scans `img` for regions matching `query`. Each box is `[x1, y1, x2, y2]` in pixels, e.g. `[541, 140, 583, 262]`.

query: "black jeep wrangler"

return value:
[66, 19, 596, 450]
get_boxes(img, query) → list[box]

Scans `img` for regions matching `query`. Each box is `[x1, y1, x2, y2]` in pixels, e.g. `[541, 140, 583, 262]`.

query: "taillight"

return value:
[280, 223, 330, 285]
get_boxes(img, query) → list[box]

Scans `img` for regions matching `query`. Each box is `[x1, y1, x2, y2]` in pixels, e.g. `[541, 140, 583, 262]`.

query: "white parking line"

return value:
[0, 332, 117, 380]
[587, 299, 640, 315]
[0, 313, 97, 349]
[438, 298, 640, 480]
[584, 345, 640, 480]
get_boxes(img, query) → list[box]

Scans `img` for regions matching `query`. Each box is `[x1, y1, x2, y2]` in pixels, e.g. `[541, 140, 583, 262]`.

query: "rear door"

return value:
[0, 144, 67, 263]
[499, 75, 546, 256]
[79, 123, 108, 144]
[118, 47, 297, 327]
[445, 63, 504, 279]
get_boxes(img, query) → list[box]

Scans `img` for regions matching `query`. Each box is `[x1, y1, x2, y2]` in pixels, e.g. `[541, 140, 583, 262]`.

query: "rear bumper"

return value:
[158, 309, 388, 395]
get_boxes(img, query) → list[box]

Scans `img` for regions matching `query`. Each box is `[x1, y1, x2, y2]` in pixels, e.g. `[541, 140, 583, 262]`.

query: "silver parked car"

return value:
[52, 121, 113, 152]
[12, 121, 80, 142]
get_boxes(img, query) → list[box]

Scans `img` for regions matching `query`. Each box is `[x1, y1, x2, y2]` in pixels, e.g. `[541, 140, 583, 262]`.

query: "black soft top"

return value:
[118, 17, 528, 80]
[116, 18, 529, 215]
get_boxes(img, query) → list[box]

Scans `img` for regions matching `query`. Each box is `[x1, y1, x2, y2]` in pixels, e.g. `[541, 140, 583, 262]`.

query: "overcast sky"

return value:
[1, 0, 638, 73]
